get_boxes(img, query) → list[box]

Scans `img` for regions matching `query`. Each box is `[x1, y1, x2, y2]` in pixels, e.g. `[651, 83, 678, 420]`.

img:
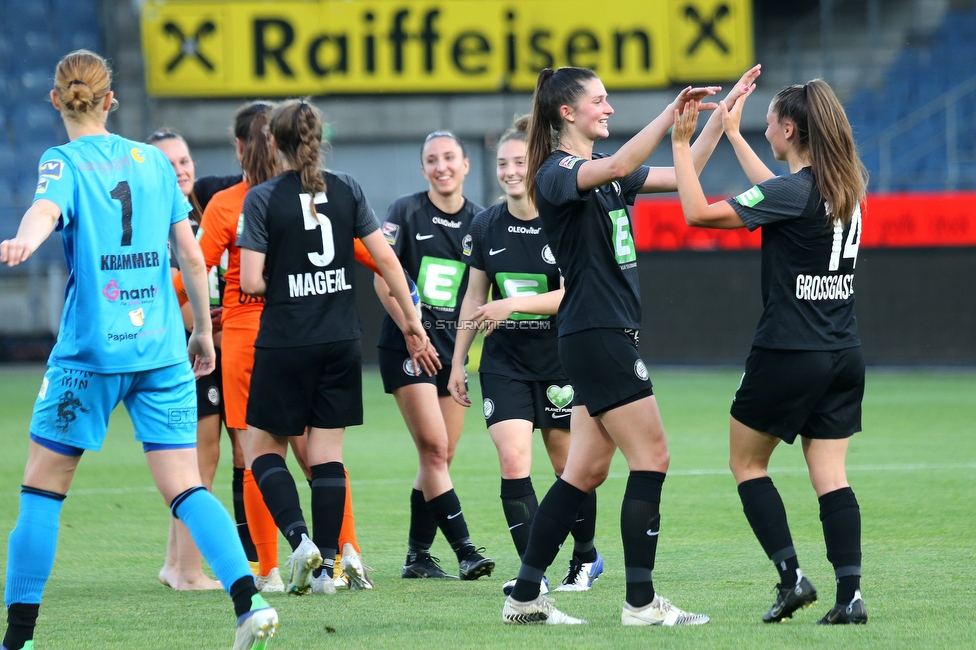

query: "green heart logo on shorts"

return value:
[547, 385, 574, 409]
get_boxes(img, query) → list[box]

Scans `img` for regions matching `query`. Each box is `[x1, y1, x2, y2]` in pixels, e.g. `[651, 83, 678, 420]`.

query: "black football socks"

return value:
[500, 477, 538, 559]
[232, 466, 258, 563]
[310, 462, 345, 578]
[426, 489, 476, 560]
[570, 488, 598, 563]
[621, 471, 665, 608]
[738, 476, 801, 586]
[406, 488, 438, 561]
[820, 486, 862, 604]
[251, 453, 308, 552]
[511, 478, 588, 602]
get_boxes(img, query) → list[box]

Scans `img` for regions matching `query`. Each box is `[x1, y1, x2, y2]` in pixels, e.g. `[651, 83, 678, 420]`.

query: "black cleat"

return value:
[817, 593, 868, 625]
[763, 575, 818, 623]
[402, 552, 457, 579]
[458, 547, 494, 580]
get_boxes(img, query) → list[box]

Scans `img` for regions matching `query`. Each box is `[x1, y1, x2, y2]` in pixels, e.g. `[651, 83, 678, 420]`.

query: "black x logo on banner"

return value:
[163, 20, 217, 72]
[684, 4, 730, 55]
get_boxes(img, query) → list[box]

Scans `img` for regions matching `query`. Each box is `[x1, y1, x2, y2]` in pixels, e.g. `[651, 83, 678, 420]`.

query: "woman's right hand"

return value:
[721, 83, 753, 137]
[404, 321, 441, 376]
[447, 364, 471, 407]
[672, 100, 701, 147]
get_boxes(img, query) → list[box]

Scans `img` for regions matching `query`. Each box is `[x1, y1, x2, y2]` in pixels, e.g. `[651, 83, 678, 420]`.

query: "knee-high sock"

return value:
[310, 462, 345, 578]
[233, 467, 258, 563]
[621, 471, 665, 608]
[5, 488, 63, 609]
[251, 454, 307, 552]
[820, 487, 862, 604]
[243, 469, 279, 574]
[170, 486, 253, 595]
[511, 478, 587, 602]
[570, 488, 598, 562]
[738, 476, 800, 586]
[338, 467, 360, 554]
[500, 477, 538, 560]
[426, 489, 474, 561]
[407, 488, 437, 554]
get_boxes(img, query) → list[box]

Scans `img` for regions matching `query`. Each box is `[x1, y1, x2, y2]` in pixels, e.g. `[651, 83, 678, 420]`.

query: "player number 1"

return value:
[111, 181, 132, 247]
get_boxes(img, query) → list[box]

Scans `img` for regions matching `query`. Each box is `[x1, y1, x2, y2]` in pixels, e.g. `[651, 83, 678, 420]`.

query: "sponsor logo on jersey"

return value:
[39, 160, 64, 180]
[558, 155, 584, 170]
[106, 327, 167, 342]
[507, 225, 541, 235]
[634, 359, 648, 381]
[612, 180, 622, 196]
[546, 384, 574, 409]
[416, 233, 434, 240]
[382, 221, 400, 245]
[488, 247, 506, 256]
[207, 386, 220, 405]
[734, 186, 765, 207]
[795, 274, 855, 301]
[130, 147, 146, 163]
[287, 268, 352, 297]
[102, 278, 159, 303]
[461, 233, 472, 256]
[432, 216, 462, 228]
[35, 177, 49, 194]
[77, 156, 132, 174]
[100, 251, 162, 271]
[128, 308, 145, 327]
[541, 245, 556, 265]
[483, 398, 495, 419]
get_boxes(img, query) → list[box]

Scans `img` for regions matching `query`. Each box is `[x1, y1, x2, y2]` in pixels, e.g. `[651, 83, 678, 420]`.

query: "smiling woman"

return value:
[373, 130, 496, 581]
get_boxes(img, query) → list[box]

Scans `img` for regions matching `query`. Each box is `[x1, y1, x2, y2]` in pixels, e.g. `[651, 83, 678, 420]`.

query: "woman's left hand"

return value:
[472, 299, 515, 337]
[672, 100, 701, 147]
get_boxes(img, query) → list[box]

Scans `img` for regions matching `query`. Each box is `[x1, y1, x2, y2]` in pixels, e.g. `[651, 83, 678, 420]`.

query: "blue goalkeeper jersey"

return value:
[34, 134, 191, 372]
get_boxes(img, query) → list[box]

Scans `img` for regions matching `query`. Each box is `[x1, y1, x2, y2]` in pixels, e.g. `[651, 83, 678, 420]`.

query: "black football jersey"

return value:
[727, 167, 861, 350]
[238, 170, 379, 348]
[535, 151, 650, 336]
[463, 202, 565, 380]
[377, 191, 483, 358]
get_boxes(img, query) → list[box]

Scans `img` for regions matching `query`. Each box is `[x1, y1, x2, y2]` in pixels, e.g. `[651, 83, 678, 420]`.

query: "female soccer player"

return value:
[448, 117, 603, 594]
[238, 99, 433, 595]
[374, 131, 494, 580]
[671, 79, 868, 625]
[0, 49, 276, 650]
[149, 128, 235, 591]
[500, 64, 759, 627]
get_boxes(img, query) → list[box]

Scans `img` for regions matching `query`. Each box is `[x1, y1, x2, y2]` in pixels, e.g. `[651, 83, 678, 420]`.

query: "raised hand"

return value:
[721, 83, 754, 137]
[673, 85, 722, 114]
[672, 100, 701, 146]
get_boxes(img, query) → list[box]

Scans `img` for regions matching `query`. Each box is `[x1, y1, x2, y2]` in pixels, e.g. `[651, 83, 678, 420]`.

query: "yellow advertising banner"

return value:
[141, 0, 753, 96]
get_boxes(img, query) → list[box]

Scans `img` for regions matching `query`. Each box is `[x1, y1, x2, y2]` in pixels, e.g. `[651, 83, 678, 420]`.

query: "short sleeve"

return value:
[618, 165, 651, 205]
[726, 173, 814, 232]
[463, 209, 490, 270]
[380, 199, 408, 255]
[535, 154, 588, 206]
[237, 184, 270, 253]
[335, 171, 380, 239]
[33, 150, 75, 226]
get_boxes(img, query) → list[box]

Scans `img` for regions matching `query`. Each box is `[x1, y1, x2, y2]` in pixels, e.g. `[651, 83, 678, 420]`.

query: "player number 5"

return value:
[300, 192, 335, 267]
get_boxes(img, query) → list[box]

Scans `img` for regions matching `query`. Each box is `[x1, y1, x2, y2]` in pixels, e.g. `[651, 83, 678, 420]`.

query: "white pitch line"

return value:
[1, 462, 971, 498]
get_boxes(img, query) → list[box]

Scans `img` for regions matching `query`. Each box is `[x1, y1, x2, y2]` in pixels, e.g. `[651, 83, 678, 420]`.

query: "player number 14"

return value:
[828, 203, 862, 271]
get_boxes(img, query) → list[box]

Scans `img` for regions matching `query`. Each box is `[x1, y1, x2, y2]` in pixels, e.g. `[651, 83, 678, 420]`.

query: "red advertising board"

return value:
[632, 193, 976, 251]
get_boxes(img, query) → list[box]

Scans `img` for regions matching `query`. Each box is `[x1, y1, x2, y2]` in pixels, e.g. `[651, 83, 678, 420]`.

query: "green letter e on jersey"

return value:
[418, 256, 466, 307]
[495, 272, 549, 320]
[734, 186, 765, 207]
[609, 209, 636, 264]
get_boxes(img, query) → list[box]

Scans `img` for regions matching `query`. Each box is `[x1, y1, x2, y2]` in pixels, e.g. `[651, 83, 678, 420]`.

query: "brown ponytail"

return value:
[773, 80, 868, 226]
[269, 99, 328, 214]
[234, 101, 278, 187]
[525, 67, 597, 202]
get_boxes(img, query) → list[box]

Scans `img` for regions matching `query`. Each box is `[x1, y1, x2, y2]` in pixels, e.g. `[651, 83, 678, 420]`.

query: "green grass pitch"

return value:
[0, 364, 974, 648]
